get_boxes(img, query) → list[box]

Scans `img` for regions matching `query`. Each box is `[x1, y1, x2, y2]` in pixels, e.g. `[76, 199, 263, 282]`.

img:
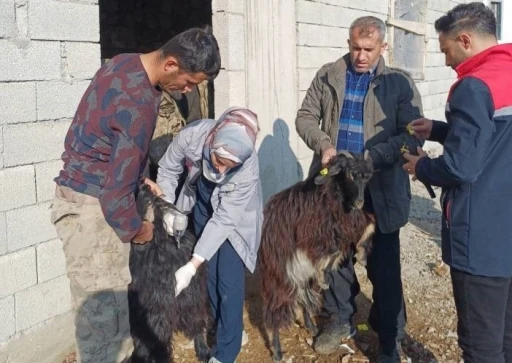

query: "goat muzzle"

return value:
[354, 199, 365, 209]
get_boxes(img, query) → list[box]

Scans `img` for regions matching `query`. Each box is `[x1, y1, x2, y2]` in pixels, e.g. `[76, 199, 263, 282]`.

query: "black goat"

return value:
[128, 184, 210, 362]
[258, 151, 376, 362]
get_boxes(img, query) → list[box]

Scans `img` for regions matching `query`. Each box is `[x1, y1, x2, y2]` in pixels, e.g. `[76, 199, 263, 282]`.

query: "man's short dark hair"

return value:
[160, 27, 221, 80]
[434, 2, 496, 37]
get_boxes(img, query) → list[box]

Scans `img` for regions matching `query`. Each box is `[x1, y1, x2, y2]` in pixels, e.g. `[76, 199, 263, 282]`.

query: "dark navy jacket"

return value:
[416, 43, 512, 277]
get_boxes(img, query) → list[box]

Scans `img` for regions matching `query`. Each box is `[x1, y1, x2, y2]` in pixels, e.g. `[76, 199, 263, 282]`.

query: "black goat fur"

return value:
[128, 184, 210, 363]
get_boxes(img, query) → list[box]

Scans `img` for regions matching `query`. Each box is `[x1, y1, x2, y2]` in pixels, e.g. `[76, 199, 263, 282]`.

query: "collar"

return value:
[347, 61, 377, 76]
[455, 43, 512, 78]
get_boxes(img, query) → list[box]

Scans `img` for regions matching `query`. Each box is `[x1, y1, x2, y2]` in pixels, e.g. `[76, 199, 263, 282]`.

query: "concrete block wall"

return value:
[212, 0, 246, 114]
[0, 0, 100, 343]
[213, 0, 302, 203]
[295, 0, 479, 166]
[421, 0, 466, 121]
[493, 0, 512, 43]
[419, 0, 478, 150]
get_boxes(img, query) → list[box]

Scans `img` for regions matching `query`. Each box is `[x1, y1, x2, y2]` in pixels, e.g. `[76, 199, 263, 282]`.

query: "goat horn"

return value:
[364, 149, 370, 160]
[337, 150, 353, 159]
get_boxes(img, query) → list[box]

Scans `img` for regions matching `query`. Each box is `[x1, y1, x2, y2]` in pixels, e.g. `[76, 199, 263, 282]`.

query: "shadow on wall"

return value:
[257, 119, 304, 204]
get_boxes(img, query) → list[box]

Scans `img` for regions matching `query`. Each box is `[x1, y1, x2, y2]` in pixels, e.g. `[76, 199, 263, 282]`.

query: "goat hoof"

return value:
[272, 352, 283, 362]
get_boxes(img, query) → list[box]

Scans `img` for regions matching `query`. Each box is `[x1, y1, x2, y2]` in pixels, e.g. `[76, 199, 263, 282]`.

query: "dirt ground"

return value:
[64, 172, 461, 363]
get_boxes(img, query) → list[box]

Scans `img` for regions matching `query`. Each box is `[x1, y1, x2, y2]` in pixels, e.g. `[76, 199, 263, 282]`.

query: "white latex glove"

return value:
[175, 261, 197, 297]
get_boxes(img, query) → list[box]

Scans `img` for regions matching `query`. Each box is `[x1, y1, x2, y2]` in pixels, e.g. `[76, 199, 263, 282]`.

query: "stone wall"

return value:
[0, 0, 100, 344]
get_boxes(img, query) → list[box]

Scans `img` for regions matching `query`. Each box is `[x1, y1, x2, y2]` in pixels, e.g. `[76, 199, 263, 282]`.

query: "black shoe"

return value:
[313, 323, 356, 355]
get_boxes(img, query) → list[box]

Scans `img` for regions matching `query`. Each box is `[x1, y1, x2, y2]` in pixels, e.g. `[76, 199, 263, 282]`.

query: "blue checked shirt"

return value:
[336, 65, 375, 154]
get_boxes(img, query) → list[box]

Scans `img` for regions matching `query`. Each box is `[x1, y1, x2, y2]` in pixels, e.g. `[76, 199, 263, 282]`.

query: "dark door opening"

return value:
[99, 0, 213, 59]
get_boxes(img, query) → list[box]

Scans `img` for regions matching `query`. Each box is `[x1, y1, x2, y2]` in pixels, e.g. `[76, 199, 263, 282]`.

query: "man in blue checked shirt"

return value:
[296, 16, 423, 363]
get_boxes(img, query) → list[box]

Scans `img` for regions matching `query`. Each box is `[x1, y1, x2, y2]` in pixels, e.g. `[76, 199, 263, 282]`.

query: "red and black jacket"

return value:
[416, 43, 512, 277]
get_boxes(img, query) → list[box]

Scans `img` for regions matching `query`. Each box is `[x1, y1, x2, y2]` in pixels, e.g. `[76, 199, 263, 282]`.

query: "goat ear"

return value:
[314, 167, 329, 185]
[314, 164, 343, 185]
[328, 164, 343, 176]
[314, 174, 328, 185]
[326, 156, 345, 177]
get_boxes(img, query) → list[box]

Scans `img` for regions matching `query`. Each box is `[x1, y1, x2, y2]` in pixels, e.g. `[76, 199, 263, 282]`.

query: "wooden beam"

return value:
[386, 18, 426, 35]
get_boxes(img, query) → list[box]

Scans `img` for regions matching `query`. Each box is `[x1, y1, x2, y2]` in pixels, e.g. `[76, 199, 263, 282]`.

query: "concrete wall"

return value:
[213, 0, 302, 203]
[0, 0, 301, 347]
[0, 0, 100, 344]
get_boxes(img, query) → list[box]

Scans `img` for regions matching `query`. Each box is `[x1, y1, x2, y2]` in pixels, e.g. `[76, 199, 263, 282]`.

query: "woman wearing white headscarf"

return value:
[154, 106, 263, 363]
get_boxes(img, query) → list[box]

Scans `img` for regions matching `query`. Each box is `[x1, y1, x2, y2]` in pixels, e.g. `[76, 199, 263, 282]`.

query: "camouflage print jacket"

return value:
[149, 81, 210, 166]
[55, 54, 161, 243]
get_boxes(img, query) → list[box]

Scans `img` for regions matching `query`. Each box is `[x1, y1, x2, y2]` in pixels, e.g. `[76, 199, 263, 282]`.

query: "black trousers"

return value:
[451, 268, 512, 363]
[323, 227, 407, 352]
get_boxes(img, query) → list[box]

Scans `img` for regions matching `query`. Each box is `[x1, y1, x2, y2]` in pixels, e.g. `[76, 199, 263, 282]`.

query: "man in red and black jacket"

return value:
[402, 3, 512, 362]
